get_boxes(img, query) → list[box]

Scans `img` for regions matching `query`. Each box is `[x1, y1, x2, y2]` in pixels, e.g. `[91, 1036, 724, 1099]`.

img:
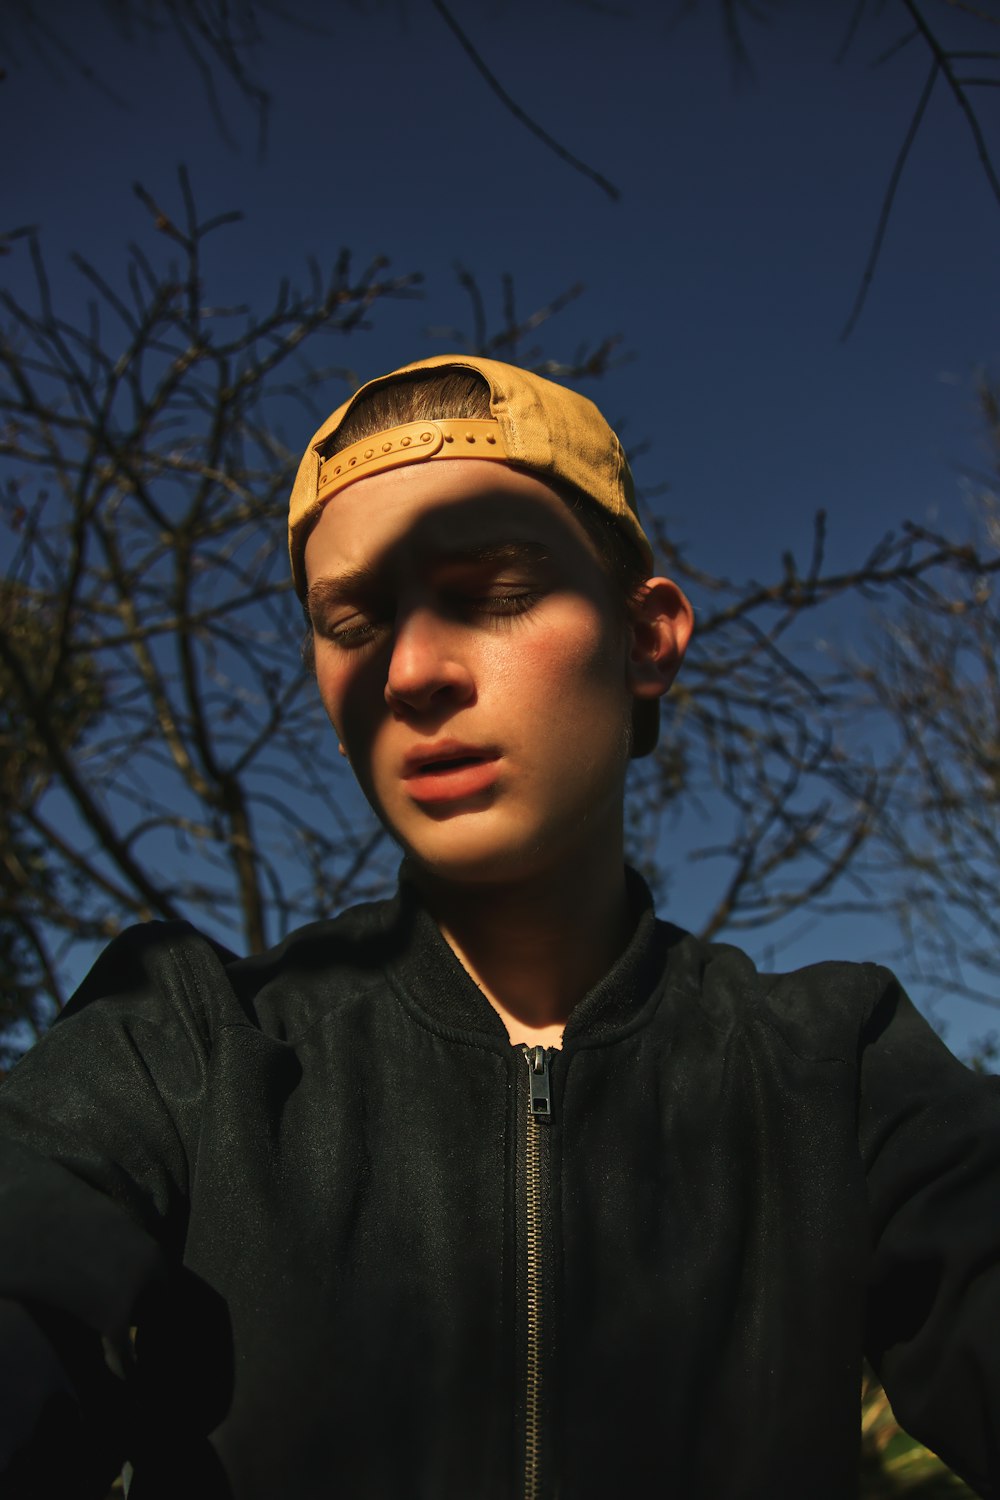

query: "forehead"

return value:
[303, 458, 604, 587]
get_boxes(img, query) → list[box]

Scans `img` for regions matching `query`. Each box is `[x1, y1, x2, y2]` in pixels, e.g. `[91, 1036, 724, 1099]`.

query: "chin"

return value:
[394, 815, 595, 894]
[403, 841, 539, 890]
[372, 779, 625, 892]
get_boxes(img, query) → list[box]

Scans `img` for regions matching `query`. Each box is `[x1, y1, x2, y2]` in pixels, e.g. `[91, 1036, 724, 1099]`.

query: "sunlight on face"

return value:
[304, 461, 639, 888]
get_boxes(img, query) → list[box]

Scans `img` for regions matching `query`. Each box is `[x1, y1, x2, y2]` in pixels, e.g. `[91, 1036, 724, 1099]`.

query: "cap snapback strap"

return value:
[316, 418, 509, 506]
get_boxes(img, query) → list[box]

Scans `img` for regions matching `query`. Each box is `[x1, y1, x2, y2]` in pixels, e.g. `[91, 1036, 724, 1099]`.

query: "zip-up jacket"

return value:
[1, 874, 999, 1498]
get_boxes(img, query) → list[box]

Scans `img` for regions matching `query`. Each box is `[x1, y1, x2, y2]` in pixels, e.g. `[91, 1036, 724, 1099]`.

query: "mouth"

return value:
[402, 743, 501, 804]
[412, 754, 486, 775]
[403, 740, 498, 774]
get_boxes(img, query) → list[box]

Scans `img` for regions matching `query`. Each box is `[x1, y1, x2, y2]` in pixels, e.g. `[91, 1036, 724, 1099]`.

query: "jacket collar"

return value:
[381, 867, 675, 1048]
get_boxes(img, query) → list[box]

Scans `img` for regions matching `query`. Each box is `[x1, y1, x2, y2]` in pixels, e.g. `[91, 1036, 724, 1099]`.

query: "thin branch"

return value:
[871, 26, 920, 67]
[903, 0, 1000, 205]
[836, 0, 870, 63]
[429, 0, 621, 202]
[841, 58, 939, 340]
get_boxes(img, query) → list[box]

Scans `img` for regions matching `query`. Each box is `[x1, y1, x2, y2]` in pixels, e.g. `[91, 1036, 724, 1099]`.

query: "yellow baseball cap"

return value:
[288, 353, 661, 754]
[288, 353, 653, 598]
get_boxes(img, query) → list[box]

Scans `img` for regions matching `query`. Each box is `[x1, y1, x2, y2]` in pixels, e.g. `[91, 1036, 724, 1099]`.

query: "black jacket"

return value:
[1, 874, 999, 1498]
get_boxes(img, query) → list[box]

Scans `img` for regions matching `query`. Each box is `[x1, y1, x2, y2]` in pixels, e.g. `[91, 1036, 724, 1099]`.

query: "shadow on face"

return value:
[305, 477, 629, 750]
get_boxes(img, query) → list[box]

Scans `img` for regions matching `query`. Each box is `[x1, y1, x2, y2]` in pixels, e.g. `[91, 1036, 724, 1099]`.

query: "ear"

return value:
[626, 577, 694, 700]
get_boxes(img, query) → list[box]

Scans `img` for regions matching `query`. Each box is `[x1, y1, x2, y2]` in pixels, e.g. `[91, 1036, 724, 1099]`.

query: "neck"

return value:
[412, 848, 633, 1049]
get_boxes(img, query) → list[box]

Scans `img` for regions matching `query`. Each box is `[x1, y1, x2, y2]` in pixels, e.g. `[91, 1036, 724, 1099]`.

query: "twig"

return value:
[429, 0, 621, 202]
[840, 57, 939, 341]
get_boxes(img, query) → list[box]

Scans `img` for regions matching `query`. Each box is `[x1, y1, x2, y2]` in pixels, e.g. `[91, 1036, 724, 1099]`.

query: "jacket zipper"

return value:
[522, 1043, 552, 1500]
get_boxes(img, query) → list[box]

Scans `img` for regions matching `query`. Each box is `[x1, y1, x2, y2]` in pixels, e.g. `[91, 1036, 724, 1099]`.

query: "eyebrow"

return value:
[306, 540, 552, 614]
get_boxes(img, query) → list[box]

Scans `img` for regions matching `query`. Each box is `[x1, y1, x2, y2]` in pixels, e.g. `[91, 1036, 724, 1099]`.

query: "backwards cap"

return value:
[288, 353, 661, 754]
[288, 353, 653, 599]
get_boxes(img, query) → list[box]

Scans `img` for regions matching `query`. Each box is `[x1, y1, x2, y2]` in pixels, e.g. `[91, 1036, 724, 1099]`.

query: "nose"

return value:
[384, 606, 475, 715]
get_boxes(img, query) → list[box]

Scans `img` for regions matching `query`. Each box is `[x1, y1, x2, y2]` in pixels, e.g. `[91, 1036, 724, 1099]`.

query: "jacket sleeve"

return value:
[860, 972, 1000, 1498]
[0, 921, 219, 1490]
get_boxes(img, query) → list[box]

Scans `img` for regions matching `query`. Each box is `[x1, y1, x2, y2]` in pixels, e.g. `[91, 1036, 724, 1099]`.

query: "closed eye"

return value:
[307, 543, 552, 650]
[315, 589, 540, 649]
[322, 616, 387, 650]
[461, 589, 539, 618]
[307, 602, 388, 649]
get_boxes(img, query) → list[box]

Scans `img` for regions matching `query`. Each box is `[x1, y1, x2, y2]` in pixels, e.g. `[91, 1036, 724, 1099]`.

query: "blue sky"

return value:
[4, 0, 998, 1051]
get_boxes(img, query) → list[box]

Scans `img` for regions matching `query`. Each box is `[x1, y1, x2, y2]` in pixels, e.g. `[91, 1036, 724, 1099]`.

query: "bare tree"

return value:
[841, 387, 1000, 1018]
[422, 0, 1000, 337]
[625, 504, 1000, 951]
[3, 10, 997, 1498]
[836, 0, 1000, 337]
[0, 0, 292, 153]
[5, 173, 999, 1071]
[0, 174, 632, 1061]
[3, 2, 998, 336]
[0, 172, 423, 1056]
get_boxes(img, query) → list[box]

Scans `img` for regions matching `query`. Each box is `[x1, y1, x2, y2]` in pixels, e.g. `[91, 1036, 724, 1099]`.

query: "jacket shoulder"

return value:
[50, 894, 404, 1050]
[660, 924, 901, 1065]
[56, 918, 240, 1048]
[215, 894, 405, 1039]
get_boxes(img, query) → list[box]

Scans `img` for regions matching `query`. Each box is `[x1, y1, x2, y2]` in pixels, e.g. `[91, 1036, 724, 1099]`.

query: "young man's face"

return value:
[304, 459, 686, 887]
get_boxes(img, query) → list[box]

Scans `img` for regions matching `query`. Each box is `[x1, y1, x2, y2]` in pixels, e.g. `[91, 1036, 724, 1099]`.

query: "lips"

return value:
[401, 741, 501, 804]
[403, 740, 498, 775]
[412, 754, 482, 775]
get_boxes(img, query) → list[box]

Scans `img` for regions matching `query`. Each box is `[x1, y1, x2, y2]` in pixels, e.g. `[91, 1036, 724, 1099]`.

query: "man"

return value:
[2, 354, 999, 1499]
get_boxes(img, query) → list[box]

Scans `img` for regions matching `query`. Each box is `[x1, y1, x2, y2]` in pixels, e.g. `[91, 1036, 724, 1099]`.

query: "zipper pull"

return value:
[525, 1045, 552, 1120]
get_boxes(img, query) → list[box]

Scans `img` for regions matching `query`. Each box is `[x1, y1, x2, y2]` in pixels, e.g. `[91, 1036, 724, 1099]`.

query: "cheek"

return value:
[313, 657, 345, 732]
[316, 666, 387, 810]
[315, 654, 377, 750]
[492, 609, 627, 718]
